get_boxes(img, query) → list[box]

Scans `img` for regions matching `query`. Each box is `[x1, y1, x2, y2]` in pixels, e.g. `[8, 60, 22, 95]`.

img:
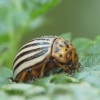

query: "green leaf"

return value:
[59, 33, 72, 41]
[72, 38, 93, 58]
[75, 36, 100, 87]
[0, 0, 61, 35]
[94, 35, 100, 43]
[50, 73, 79, 84]
[0, 34, 10, 66]
[46, 82, 100, 100]
[29, 0, 61, 19]
[82, 42, 100, 67]
[0, 91, 11, 100]
[0, 67, 13, 87]
[0, 74, 100, 100]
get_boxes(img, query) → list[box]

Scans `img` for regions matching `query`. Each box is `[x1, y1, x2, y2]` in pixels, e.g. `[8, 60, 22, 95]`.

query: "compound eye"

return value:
[67, 59, 72, 65]
[66, 51, 72, 59]
[66, 51, 72, 64]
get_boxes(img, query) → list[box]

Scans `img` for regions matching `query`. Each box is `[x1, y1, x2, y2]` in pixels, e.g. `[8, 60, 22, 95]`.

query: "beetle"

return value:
[9, 36, 80, 83]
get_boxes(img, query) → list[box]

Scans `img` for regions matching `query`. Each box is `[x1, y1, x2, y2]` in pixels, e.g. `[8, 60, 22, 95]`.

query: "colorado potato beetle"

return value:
[9, 36, 80, 83]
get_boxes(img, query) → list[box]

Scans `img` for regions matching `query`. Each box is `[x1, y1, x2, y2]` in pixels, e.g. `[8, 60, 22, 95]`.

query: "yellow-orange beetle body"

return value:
[9, 36, 80, 83]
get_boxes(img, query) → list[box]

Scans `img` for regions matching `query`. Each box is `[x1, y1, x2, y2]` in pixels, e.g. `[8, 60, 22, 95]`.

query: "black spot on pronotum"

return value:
[59, 54, 62, 58]
[59, 44, 63, 47]
[64, 42, 69, 48]
[65, 49, 67, 51]
[54, 47, 60, 52]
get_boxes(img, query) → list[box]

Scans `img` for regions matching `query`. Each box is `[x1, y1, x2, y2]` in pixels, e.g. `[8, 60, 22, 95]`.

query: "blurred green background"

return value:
[0, 0, 100, 69]
[25, 0, 100, 41]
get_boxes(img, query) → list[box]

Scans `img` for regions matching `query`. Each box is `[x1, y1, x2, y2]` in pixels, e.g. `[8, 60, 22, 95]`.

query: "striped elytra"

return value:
[9, 36, 80, 83]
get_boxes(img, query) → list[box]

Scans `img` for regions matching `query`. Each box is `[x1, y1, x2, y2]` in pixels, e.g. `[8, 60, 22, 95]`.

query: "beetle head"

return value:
[66, 49, 78, 69]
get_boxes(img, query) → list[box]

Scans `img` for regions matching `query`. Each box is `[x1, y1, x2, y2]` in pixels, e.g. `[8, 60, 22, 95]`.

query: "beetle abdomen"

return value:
[13, 36, 56, 78]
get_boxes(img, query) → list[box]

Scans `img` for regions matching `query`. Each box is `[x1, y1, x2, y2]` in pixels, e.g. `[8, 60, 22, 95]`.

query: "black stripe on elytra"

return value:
[19, 42, 50, 52]
[13, 46, 49, 65]
[13, 49, 48, 72]
[15, 57, 47, 77]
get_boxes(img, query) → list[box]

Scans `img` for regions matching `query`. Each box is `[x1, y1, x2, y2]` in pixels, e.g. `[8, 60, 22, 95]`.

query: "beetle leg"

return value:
[56, 63, 74, 76]
[56, 62, 70, 73]
[53, 59, 70, 73]
[18, 71, 27, 83]
[77, 62, 82, 69]
[39, 62, 46, 78]
[8, 77, 18, 83]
